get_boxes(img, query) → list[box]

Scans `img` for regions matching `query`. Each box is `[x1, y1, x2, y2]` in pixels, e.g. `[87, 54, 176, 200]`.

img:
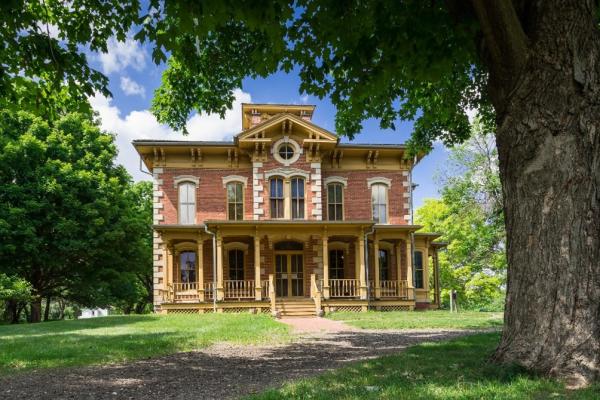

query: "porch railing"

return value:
[369, 280, 409, 299]
[261, 280, 270, 299]
[328, 279, 360, 298]
[224, 280, 255, 299]
[172, 282, 200, 302]
[204, 282, 215, 300]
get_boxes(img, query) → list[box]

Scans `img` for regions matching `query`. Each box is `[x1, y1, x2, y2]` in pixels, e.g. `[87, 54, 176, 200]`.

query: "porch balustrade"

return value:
[223, 280, 255, 299]
[171, 282, 200, 302]
[327, 279, 360, 298]
[261, 280, 270, 299]
[204, 282, 215, 300]
[369, 280, 409, 299]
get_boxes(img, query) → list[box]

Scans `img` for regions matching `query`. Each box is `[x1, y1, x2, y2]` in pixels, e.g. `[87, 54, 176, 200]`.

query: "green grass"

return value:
[0, 314, 289, 375]
[328, 310, 504, 330]
[248, 333, 600, 400]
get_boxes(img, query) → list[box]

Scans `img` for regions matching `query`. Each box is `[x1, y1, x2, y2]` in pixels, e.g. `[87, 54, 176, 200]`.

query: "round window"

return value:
[278, 144, 295, 160]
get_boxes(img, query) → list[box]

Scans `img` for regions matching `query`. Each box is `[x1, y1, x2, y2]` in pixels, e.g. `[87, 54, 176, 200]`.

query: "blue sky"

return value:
[87, 38, 449, 209]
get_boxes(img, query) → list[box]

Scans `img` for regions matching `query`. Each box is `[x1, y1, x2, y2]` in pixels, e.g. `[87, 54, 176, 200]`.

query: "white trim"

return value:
[264, 167, 310, 180]
[367, 177, 392, 188]
[272, 136, 302, 165]
[173, 175, 200, 188]
[222, 175, 248, 188]
[324, 176, 348, 188]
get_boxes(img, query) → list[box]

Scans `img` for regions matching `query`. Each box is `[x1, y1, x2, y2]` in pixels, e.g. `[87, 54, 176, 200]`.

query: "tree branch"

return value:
[470, 0, 529, 105]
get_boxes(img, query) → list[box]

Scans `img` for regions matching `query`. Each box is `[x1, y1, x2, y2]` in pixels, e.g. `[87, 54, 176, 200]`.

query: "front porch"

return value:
[154, 221, 442, 315]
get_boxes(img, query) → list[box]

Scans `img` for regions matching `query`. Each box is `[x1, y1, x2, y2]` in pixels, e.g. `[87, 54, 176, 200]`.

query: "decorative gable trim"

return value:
[264, 167, 310, 180]
[324, 176, 348, 188]
[173, 175, 200, 188]
[222, 175, 248, 188]
[367, 177, 392, 188]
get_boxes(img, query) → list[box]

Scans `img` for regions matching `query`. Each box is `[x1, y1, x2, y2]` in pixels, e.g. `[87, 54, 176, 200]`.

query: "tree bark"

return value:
[486, 1, 600, 387]
[30, 297, 42, 323]
[43, 296, 51, 321]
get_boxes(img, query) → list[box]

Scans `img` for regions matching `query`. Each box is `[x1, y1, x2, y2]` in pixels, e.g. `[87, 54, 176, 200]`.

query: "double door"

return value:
[275, 252, 304, 297]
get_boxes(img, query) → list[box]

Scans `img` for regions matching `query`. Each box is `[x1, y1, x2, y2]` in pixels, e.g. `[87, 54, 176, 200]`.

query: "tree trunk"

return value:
[43, 296, 51, 321]
[489, 2, 600, 387]
[30, 297, 42, 323]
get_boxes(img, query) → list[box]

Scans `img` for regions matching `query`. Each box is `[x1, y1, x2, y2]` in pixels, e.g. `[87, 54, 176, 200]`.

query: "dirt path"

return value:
[0, 319, 482, 400]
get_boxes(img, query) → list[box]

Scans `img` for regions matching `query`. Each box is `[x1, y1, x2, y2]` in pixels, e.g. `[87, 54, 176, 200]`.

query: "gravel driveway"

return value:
[1, 320, 481, 400]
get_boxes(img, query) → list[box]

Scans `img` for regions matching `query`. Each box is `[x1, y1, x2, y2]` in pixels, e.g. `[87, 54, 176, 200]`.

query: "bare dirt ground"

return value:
[0, 318, 482, 400]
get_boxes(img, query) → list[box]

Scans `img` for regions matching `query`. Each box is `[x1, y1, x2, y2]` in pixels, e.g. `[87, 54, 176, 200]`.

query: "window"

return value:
[414, 251, 424, 288]
[379, 249, 389, 281]
[178, 182, 196, 224]
[180, 251, 196, 283]
[270, 177, 284, 218]
[329, 249, 344, 279]
[278, 144, 295, 160]
[327, 183, 344, 221]
[371, 184, 388, 223]
[291, 177, 305, 219]
[228, 249, 244, 280]
[227, 182, 244, 220]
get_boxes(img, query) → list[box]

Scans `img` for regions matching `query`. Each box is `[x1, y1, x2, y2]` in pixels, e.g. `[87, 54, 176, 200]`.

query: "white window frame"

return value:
[177, 181, 197, 225]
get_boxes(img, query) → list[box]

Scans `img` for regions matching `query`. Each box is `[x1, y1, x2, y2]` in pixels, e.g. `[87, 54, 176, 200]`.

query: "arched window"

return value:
[227, 182, 244, 220]
[371, 184, 388, 224]
[270, 177, 284, 218]
[180, 251, 196, 283]
[329, 249, 344, 279]
[228, 249, 244, 280]
[291, 177, 305, 219]
[414, 250, 424, 288]
[178, 182, 196, 224]
[379, 249, 390, 280]
[327, 183, 344, 221]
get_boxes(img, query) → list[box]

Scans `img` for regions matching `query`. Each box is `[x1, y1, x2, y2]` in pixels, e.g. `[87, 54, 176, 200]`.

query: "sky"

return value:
[87, 37, 450, 209]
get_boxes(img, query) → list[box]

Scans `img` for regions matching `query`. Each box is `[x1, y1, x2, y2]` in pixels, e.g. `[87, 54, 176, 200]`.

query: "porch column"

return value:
[254, 234, 262, 300]
[197, 238, 204, 302]
[406, 238, 414, 299]
[322, 231, 330, 299]
[358, 234, 368, 299]
[166, 243, 173, 301]
[373, 236, 381, 298]
[433, 248, 441, 307]
[424, 240, 430, 293]
[396, 241, 402, 298]
[216, 231, 224, 300]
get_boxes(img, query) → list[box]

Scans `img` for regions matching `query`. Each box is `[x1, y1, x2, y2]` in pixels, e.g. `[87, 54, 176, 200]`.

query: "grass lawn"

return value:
[0, 313, 289, 375]
[328, 310, 504, 330]
[248, 332, 600, 400]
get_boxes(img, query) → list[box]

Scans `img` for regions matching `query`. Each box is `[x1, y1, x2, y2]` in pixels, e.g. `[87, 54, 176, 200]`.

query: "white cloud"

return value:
[300, 94, 309, 104]
[120, 76, 146, 97]
[98, 36, 146, 74]
[37, 21, 60, 39]
[89, 89, 252, 181]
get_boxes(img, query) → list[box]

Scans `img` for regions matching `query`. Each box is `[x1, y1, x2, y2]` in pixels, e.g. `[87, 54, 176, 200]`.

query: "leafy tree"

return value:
[2, 0, 599, 384]
[0, 110, 145, 322]
[417, 121, 506, 311]
[0, 274, 32, 323]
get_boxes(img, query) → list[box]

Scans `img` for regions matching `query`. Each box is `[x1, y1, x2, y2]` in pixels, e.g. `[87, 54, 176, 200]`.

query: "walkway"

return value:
[0, 318, 477, 400]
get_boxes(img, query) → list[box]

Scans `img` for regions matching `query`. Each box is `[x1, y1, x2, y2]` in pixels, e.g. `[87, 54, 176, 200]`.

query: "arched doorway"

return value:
[274, 241, 304, 297]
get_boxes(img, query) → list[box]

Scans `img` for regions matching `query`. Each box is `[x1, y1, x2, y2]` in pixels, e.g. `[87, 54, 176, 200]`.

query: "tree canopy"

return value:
[0, 110, 150, 321]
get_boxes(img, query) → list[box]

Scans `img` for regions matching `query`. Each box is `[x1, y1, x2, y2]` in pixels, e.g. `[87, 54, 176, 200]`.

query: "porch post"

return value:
[358, 233, 368, 299]
[373, 235, 381, 298]
[254, 234, 262, 300]
[216, 231, 224, 300]
[166, 243, 173, 301]
[396, 241, 402, 298]
[322, 230, 330, 299]
[197, 238, 205, 302]
[424, 240, 430, 293]
[435, 248, 442, 308]
[406, 238, 414, 299]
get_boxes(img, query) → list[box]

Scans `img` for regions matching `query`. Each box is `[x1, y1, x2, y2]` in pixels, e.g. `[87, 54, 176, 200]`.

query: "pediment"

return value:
[236, 113, 338, 145]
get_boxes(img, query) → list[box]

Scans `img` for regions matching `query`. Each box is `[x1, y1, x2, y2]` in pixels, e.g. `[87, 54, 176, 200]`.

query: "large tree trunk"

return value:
[30, 297, 42, 323]
[43, 296, 51, 321]
[486, 1, 600, 387]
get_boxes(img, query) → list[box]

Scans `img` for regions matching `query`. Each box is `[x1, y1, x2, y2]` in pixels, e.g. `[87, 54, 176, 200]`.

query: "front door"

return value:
[275, 253, 304, 297]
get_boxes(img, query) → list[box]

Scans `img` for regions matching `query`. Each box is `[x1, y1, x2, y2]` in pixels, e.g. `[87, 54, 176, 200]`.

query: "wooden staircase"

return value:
[276, 299, 317, 317]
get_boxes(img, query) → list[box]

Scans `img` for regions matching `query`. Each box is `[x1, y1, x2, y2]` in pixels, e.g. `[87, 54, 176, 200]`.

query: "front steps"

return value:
[276, 299, 317, 317]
